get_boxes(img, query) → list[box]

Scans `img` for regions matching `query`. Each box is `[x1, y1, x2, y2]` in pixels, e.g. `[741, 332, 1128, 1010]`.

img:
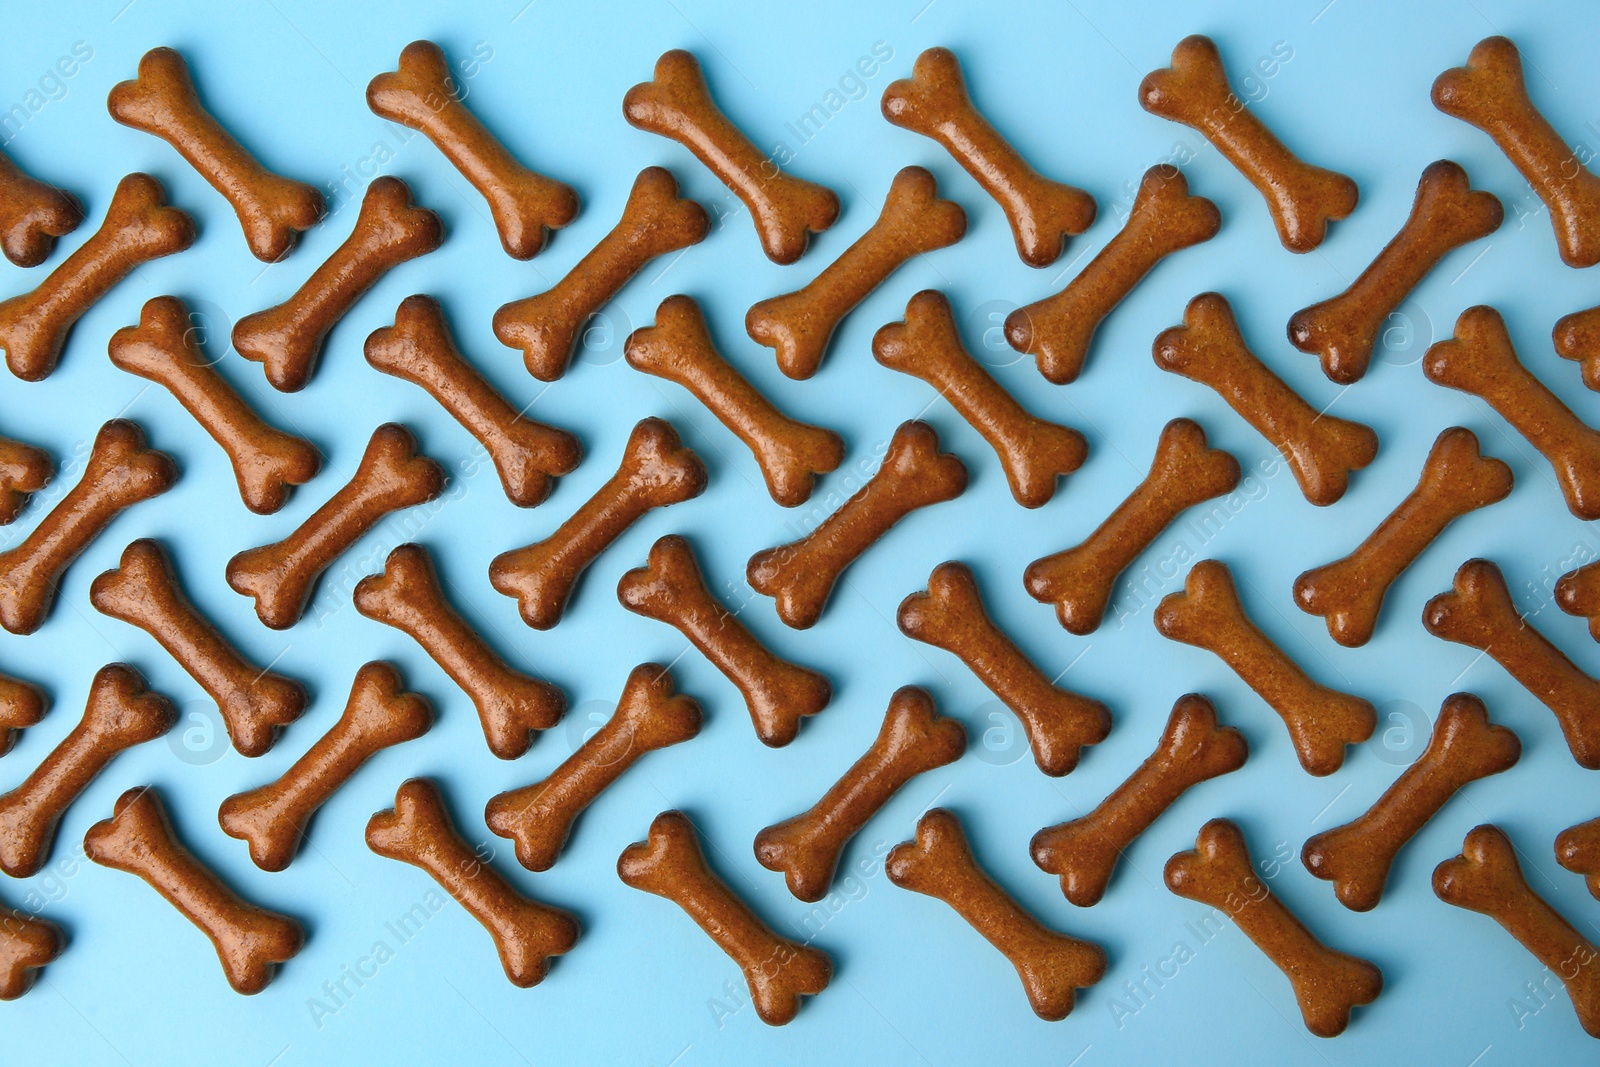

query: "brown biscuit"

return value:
[757, 687, 965, 902]
[1026, 418, 1240, 635]
[491, 417, 706, 630]
[355, 543, 563, 760]
[368, 41, 578, 260]
[1553, 305, 1600, 390]
[888, 807, 1106, 1020]
[366, 778, 579, 986]
[0, 664, 173, 878]
[486, 664, 700, 872]
[1032, 695, 1246, 907]
[1154, 292, 1377, 506]
[1294, 427, 1512, 647]
[110, 296, 321, 514]
[1425, 306, 1600, 518]
[219, 662, 431, 872]
[0, 148, 81, 267]
[1557, 817, 1600, 900]
[1424, 558, 1600, 768]
[0, 669, 47, 756]
[624, 50, 838, 265]
[233, 177, 442, 392]
[227, 423, 445, 630]
[1304, 693, 1517, 912]
[747, 166, 966, 380]
[0, 173, 194, 382]
[749, 420, 967, 629]
[1288, 161, 1502, 384]
[1557, 560, 1600, 640]
[880, 47, 1095, 267]
[618, 535, 828, 747]
[84, 786, 302, 994]
[107, 47, 323, 262]
[1155, 560, 1375, 776]
[874, 290, 1087, 508]
[625, 295, 843, 507]
[1006, 166, 1219, 385]
[1436, 824, 1600, 1038]
[0, 433, 52, 525]
[365, 295, 581, 508]
[494, 167, 709, 382]
[618, 809, 831, 1026]
[1139, 35, 1357, 253]
[1433, 37, 1600, 268]
[0, 898, 63, 999]
[90, 539, 307, 758]
[0, 419, 176, 635]
[1166, 818, 1382, 1037]
[898, 560, 1109, 776]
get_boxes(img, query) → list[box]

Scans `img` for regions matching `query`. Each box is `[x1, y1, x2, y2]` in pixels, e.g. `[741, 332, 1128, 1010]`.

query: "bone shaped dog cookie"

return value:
[1434, 37, 1600, 268]
[233, 177, 442, 392]
[0, 419, 176, 635]
[1006, 165, 1219, 385]
[1154, 292, 1377, 506]
[1557, 817, 1600, 901]
[0, 670, 46, 756]
[1032, 695, 1246, 907]
[625, 50, 838, 265]
[491, 417, 705, 630]
[1139, 35, 1357, 253]
[0, 434, 52, 525]
[747, 166, 966, 380]
[1304, 693, 1518, 912]
[0, 173, 194, 381]
[1295, 427, 1512, 647]
[110, 296, 321, 514]
[875, 290, 1086, 508]
[749, 420, 967, 629]
[108, 47, 323, 262]
[889, 808, 1106, 1020]
[356, 543, 563, 760]
[366, 295, 581, 508]
[618, 536, 828, 747]
[881, 47, 1095, 267]
[494, 167, 709, 381]
[84, 786, 302, 994]
[1553, 305, 1600, 391]
[1027, 418, 1240, 635]
[618, 810, 831, 1025]
[1424, 305, 1600, 519]
[0, 149, 80, 267]
[367, 778, 579, 986]
[219, 662, 431, 872]
[756, 687, 964, 902]
[1155, 560, 1375, 776]
[228, 423, 445, 630]
[1436, 824, 1600, 1038]
[1166, 819, 1382, 1037]
[626, 295, 843, 507]
[1424, 558, 1600, 768]
[1556, 560, 1600, 641]
[1288, 161, 1502, 384]
[368, 41, 578, 260]
[0, 664, 173, 878]
[486, 664, 700, 872]
[898, 561, 1109, 776]
[91, 539, 307, 758]
[0, 898, 62, 999]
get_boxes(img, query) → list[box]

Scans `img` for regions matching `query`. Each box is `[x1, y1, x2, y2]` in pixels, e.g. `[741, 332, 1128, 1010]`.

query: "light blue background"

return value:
[0, 0, 1597, 1063]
